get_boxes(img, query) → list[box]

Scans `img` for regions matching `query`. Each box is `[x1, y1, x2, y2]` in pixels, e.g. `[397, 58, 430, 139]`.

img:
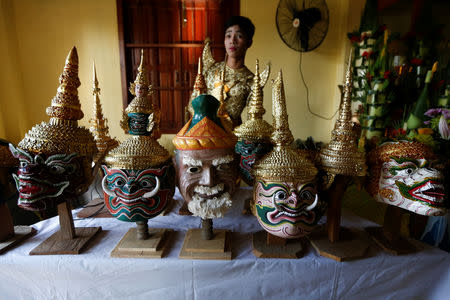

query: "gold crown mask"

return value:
[253, 71, 318, 182]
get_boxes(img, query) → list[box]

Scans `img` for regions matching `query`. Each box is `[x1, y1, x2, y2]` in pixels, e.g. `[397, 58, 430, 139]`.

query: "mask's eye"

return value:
[140, 180, 151, 188]
[217, 164, 230, 171]
[187, 166, 201, 174]
[244, 148, 252, 155]
[48, 165, 66, 175]
[300, 190, 313, 201]
[19, 161, 27, 168]
[115, 179, 125, 187]
[274, 190, 287, 202]
[406, 168, 414, 174]
[65, 164, 77, 174]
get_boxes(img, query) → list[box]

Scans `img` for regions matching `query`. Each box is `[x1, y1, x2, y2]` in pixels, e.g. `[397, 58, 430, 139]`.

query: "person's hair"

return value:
[224, 16, 255, 41]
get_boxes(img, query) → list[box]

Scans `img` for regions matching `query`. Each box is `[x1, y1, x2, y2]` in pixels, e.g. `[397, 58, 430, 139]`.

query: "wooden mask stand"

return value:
[0, 202, 36, 254]
[366, 205, 418, 255]
[111, 220, 172, 258]
[179, 218, 231, 260]
[308, 175, 370, 262]
[252, 231, 305, 259]
[29, 201, 101, 255]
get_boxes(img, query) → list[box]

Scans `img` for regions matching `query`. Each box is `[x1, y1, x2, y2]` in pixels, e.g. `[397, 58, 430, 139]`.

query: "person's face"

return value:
[224, 25, 251, 59]
[378, 157, 446, 216]
[175, 148, 237, 204]
[254, 179, 324, 239]
[235, 139, 272, 185]
[102, 165, 174, 222]
[9, 144, 88, 211]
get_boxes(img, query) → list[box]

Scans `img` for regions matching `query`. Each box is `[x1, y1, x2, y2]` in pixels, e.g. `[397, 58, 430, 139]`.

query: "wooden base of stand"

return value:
[308, 226, 370, 262]
[29, 226, 101, 255]
[179, 229, 231, 260]
[252, 231, 304, 259]
[366, 226, 418, 255]
[0, 226, 36, 254]
[111, 228, 172, 258]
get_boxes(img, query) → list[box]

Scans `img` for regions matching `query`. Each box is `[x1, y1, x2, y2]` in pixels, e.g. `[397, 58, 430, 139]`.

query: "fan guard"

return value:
[276, 0, 329, 52]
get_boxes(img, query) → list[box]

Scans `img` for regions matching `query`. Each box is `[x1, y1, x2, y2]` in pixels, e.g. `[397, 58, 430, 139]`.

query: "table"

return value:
[1, 187, 449, 300]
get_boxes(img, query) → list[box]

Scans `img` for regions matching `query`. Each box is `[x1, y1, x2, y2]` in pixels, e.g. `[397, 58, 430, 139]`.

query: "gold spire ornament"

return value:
[319, 51, 367, 177]
[253, 71, 318, 182]
[89, 62, 118, 160]
[45, 47, 84, 124]
[106, 50, 170, 170]
[18, 47, 97, 157]
[234, 59, 273, 141]
[192, 56, 207, 98]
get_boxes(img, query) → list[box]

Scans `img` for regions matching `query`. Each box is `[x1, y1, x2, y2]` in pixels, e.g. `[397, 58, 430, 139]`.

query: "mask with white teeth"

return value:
[254, 180, 323, 238]
[367, 141, 447, 216]
[101, 165, 174, 222]
[10, 144, 87, 212]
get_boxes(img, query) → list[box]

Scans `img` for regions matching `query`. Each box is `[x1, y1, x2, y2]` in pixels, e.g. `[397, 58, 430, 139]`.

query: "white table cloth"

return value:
[0, 187, 449, 300]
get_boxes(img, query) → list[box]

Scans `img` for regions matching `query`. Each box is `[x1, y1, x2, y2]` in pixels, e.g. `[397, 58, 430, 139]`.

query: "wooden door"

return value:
[117, 0, 240, 133]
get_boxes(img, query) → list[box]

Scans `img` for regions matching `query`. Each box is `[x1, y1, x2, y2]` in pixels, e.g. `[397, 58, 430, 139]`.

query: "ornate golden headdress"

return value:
[366, 140, 435, 196]
[125, 50, 154, 115]
[17, 47, 97, 158]
[253, 71, 318, 182]
[105, 136, 170, 169]
[89, 62, 118, 157]
[319, 51, 367, 177]
[105, 51, 170, 169]
[173, 94, 237, 150]
[234, 59, 273, 142]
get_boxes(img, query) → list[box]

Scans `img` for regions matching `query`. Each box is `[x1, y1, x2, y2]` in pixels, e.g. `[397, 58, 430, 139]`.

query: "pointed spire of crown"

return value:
[233, 59, 273, 141]
[271, 70, 293, 147]
[247, 59, 265, 119]
[253, 70, 317, 182]
[135, 49, 149, 86]
[319, 49, 367, 176]
[192, 56, 207, 97]
[89, 62, 118, 155]
[46, 47, 83, 125]
[335, 49, 354, 131]
[126, 49, 154, 114]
